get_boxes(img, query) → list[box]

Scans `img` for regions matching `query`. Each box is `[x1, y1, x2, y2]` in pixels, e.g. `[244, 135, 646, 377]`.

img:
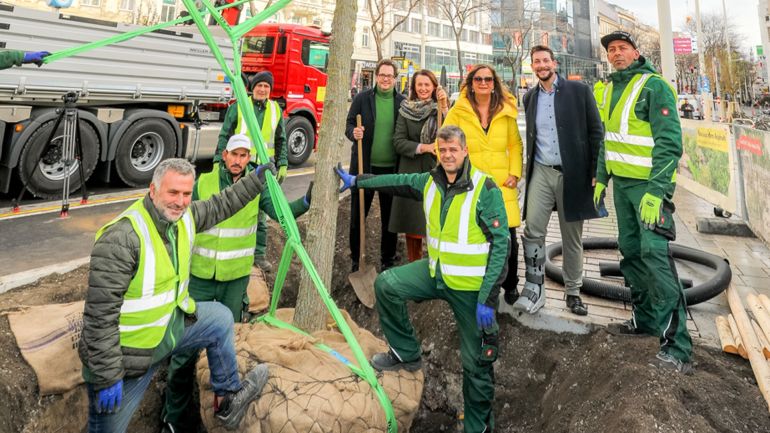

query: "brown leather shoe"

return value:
[566, 295, 588, 316]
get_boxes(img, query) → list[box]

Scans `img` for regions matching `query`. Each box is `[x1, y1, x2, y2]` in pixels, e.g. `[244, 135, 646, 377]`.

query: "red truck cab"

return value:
[241, 24, 330, 165]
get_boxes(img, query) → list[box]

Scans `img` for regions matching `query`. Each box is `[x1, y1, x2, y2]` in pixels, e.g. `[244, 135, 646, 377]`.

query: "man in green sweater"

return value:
[593, 31, 692, 374]
[216, 71, 288, 271]
[1, 49, 50, 69]
[336, 125, 510, 433]
[162, 134, 311, 432]
[345, 59, 405, 272]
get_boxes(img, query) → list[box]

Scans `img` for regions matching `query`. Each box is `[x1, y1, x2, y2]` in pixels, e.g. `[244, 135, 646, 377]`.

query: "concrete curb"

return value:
[498, 293, 597, 335]
[0, 257, 90, 294]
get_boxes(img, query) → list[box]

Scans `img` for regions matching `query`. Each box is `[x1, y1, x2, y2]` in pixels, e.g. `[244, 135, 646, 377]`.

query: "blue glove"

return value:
[476, 303, 495, 330]
[254, 162, 277, 184]
[335, 163, 356, 193]
[97, 380, 123, 413]
[22, 51, 51, 66]
[303, 181, 313, 207]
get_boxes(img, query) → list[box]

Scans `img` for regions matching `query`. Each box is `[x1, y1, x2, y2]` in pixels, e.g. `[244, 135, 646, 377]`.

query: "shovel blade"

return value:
[348, 264, 378, 308]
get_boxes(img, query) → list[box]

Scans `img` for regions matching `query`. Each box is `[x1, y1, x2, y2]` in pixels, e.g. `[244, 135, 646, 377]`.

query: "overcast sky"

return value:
[607, 0, 762, 53]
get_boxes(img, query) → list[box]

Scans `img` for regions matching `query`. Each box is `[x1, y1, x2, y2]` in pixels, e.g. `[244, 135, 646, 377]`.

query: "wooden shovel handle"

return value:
[356, 114, 366, 263]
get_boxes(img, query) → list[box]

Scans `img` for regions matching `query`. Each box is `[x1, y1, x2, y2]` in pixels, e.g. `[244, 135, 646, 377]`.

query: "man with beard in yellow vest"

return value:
[161, 135, 311, 432]
[594, 31, 692, 374]
[80, 157, 278, 432]
[216, 71, 288, 271]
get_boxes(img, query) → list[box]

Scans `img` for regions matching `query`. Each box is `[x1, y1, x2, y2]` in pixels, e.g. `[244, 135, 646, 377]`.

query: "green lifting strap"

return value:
[176, 1, 399, 431]
[42, 0, 251, 63]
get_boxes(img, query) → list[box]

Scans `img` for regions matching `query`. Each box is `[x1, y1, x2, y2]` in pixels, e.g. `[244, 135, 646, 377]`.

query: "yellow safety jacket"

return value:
[95, 199, 196, 349]
[235, 100, 281, 162]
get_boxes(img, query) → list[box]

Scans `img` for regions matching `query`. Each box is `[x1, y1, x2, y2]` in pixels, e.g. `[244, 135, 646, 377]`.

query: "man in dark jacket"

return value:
[345, 59, 405, 271]
[514, 45, 603, 316]
[0, 49, 50, 69]
[335, 125, 510, 433]
[80, 158, 276, 432]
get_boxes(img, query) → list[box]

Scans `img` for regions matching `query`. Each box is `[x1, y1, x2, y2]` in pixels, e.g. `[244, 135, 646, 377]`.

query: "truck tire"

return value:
[18, 119, 99, 199]
[115, 118, 177, 187]
[286, 116, 314, 166]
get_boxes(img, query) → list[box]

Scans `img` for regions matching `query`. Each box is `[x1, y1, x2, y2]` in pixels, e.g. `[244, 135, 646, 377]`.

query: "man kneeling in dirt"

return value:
[336, 125, 510, 433]
[162, 135, 312, 432]
[80, 158, 276, 433]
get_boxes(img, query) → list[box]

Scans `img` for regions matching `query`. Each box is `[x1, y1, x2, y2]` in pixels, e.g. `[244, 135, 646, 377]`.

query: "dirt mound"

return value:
[0, 195, 769, 433]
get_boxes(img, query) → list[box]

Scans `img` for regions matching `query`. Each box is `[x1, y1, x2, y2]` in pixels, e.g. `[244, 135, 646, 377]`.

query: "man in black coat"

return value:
[345, 59, 405, 271]
[513, 45, 604, 316]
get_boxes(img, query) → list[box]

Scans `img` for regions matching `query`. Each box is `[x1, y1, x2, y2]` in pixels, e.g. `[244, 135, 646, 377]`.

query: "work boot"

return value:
[503, 287, 519, 305]
[253, 256, 272, 272]
[160, 422, 180, 433]
[215, 364, 269, 430]
[606, 319, 649, 337]
[513, 235, 546, 314]
[650, 351, 694, 375]
[371, 349, 422, 372]
[566, 295, 588, 316]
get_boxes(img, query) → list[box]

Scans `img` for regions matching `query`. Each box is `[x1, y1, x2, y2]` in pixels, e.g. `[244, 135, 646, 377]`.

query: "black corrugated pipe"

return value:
[598, 262, 694, 289]
[544, 237, 732, 306]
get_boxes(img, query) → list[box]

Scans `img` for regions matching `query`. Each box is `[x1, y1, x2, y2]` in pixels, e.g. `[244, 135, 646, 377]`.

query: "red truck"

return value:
[240, 24, 330, 165]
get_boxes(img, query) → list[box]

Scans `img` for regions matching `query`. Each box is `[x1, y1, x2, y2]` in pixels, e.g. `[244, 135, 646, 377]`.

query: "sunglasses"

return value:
[473, 76, 494, 83]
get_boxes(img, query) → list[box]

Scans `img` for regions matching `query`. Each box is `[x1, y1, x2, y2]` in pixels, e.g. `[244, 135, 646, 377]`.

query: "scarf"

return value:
[399, 99, 439, 144]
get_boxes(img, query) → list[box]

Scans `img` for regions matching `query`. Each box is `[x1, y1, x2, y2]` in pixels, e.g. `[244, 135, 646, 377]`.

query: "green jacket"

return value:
[193, 162, 309, 221]
[596, 57, 682, 198]
[357, 157, 510, 306]
[216, 99, 288, 167]
[0, 50, 24, 70]
[80, 170, 265, 390]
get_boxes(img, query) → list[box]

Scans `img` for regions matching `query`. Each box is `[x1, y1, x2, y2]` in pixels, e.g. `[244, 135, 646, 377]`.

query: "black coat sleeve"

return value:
[345, 93, 364, 142]
[584, 85, 604, 178]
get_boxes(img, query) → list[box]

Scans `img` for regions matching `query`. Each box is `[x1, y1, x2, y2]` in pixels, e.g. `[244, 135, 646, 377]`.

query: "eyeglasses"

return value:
[377, 74, 396, 80]
[473, 76, 494, 83]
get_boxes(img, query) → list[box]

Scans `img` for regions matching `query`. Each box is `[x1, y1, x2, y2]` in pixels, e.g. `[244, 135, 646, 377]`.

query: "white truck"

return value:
[0, 3, 233, 198]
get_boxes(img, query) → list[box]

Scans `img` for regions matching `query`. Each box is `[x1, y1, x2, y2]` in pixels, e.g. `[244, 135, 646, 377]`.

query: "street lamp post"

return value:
[656, 0, 676, 86]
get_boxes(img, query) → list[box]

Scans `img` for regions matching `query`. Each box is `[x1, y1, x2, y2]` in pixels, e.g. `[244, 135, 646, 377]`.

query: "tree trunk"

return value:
[374, 27, 384, 60]
[292, 0, 358, 332]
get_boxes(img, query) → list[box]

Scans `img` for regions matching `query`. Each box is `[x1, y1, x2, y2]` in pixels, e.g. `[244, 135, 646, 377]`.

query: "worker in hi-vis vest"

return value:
[335, 125, 510, 433]
[216, 71, 288, 272]
[80, 158, 277, 433]
[594, 31, 692, 374]
[161, 135, 311, 432]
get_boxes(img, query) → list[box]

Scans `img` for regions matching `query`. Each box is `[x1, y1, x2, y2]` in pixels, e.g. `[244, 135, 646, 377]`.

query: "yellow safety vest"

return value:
[191, 164, 261, 281]
[424, 167, 490, 290]
[600, 73, 677, 181]
[95, 199, 196, 349]
[235, 100, 281, 162]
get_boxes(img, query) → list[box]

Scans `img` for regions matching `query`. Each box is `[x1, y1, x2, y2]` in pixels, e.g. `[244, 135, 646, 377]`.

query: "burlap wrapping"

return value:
[7, 301, 85, 395]
[197, 308, 424, 432]
[247, 267, 270, 313]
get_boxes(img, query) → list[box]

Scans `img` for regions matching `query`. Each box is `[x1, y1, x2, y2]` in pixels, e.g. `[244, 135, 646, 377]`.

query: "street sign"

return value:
[758, 45, 765, 56]
[673, 37, 692, 55]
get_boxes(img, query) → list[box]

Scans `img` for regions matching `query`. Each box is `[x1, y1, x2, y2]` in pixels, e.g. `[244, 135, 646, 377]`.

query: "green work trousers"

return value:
[162, 274, 249, 426]
[613, 177, 692, 362]
[254, 211, 268, 258]
[374, 259, 498, 433]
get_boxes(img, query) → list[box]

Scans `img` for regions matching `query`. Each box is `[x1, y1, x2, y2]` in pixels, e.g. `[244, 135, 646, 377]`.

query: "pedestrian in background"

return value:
[514, 45, 603, 316]
[444, 64, 523, 305]
[391, 69, 448, 262]
[595, 31, 692, 374]
[345, 59, 405, 271]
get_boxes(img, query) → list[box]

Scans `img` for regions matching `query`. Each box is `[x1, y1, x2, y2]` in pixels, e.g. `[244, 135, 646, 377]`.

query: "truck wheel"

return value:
[18, 119, 99, 199]
[286, 116, 314, 166]
[115, 118, 177, 187]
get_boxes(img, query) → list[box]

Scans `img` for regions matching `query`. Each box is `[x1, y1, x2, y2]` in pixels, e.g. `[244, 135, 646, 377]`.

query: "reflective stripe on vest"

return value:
[95, 199, 196, 349]
[235, 100, 280, 162]
[594, 82, 609, 123]
[190, 164, 261, 281]
[424, 168, 490, 291]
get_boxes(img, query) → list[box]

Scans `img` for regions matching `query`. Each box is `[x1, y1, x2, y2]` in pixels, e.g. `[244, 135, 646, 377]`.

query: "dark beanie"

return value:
[251, 71, 274, 90]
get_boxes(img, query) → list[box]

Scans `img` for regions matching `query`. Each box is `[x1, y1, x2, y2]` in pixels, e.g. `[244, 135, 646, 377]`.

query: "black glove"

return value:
[304, 181, 314, 206]
[255, 162, 277, 184]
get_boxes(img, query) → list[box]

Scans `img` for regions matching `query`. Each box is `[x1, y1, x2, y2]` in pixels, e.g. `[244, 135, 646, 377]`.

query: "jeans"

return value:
[87, 301, 242, 433]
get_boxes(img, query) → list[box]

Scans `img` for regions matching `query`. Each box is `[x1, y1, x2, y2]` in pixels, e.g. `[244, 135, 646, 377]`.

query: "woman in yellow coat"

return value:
[444, 64, 523, 305]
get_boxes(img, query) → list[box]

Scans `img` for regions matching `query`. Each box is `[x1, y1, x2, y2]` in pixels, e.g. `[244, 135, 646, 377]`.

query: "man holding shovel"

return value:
[336, 125, 510, 433]
[162, 134, 311, 433]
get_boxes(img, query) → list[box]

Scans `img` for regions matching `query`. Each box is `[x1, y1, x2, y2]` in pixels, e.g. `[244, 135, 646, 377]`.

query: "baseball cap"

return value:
[601, 31, 637, 50]
[225, 134, 252, 152]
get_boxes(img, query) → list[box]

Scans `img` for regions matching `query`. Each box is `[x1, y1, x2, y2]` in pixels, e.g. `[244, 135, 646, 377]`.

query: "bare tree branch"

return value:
[368, 0, 421, 60]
